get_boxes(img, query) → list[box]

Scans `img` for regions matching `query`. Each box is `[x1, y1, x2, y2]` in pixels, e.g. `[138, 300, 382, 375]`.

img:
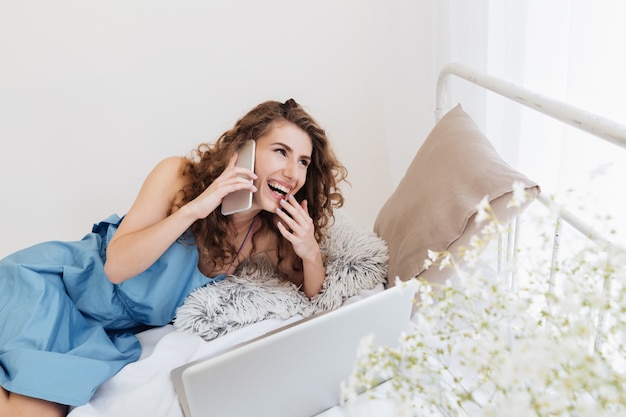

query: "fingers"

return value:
[276, 195, 308, 227]
[227, 152, 239, 168]
[191, 155, 256, 219]
[218, 153, 257, 192]
[276, 195, 319, 260]
[226, 152, 256, 182]
[276, 195, 313, 238]
[209, 168, 256, 197]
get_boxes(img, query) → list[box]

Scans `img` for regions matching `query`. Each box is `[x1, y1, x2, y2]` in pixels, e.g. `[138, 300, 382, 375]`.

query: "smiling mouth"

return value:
[268, 180, 291, 197]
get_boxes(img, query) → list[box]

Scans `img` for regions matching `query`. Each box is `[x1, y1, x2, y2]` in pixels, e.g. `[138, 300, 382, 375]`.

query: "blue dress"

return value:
[0, 214, 221, 406]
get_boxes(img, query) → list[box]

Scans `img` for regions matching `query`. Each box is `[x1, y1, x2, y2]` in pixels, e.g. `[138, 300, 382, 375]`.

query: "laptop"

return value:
[171, 279, 418, 417]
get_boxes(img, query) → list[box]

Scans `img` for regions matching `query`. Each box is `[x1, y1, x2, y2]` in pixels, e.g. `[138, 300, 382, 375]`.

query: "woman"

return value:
[0, 98, 348, 417]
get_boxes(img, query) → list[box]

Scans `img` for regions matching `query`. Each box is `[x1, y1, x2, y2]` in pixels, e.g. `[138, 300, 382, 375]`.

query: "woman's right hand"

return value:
[186, 152, 257, 220]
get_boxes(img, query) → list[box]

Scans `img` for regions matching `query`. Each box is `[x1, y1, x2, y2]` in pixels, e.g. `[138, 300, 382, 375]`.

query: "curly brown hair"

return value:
[180, 99, 348, 273]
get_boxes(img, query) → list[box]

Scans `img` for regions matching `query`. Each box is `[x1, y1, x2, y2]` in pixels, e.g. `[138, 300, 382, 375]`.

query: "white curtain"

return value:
[438, 0, 626, 244]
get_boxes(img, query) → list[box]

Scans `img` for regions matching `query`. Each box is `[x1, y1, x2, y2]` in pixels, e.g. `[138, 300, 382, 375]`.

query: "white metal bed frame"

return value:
[435, 62, 626, 353]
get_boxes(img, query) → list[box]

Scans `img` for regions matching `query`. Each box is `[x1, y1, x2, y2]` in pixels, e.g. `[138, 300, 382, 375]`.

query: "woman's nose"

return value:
[282, 159, 297, 179]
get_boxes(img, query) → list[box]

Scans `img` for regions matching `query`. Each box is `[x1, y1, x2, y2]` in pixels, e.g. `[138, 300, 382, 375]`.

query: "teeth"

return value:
[268, 181, 290, 195]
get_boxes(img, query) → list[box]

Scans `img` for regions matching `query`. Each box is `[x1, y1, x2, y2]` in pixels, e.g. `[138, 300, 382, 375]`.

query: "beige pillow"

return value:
[375, 104, 540, 286]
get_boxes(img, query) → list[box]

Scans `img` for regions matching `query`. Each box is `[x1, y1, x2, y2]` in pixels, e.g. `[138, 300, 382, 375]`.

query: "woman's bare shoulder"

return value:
[122, 156, 191, 219]
[142, 156, 190, 189]
[152, 155, 189, 176]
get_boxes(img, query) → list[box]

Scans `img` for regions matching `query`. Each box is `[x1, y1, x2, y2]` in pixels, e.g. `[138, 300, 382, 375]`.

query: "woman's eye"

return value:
[299, 159, 309, 167]
[275, 148, 287, 156]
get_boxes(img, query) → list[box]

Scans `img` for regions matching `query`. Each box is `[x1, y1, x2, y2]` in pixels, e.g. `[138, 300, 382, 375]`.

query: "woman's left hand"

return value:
[275, 194, 319, 261]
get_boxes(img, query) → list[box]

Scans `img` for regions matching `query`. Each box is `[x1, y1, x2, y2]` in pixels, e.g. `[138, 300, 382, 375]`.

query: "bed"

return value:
[67, 63, 626, 417]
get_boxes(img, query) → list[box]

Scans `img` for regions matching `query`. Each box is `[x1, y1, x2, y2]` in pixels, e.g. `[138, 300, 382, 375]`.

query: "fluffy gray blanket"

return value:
[173, 212, 388, 340]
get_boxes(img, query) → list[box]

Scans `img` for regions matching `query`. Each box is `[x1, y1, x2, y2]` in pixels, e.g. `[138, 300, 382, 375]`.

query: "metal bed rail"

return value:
[435, 62, 626, 151]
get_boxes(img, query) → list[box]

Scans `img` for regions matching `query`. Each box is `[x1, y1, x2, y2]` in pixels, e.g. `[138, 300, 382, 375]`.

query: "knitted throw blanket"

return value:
[173, 212, 389, 341]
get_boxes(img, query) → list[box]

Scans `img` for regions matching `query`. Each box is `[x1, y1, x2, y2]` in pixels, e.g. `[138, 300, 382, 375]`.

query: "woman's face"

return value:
[252, 121, 312, 212]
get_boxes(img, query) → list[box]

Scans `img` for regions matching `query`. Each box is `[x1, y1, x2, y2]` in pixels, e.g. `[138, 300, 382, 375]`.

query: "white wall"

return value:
[372, 0, 436, 186]
[1, 0, 438, 258]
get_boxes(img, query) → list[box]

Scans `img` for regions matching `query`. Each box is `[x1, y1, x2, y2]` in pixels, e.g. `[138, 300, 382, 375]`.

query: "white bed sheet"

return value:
[68, 285, 385, 417]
